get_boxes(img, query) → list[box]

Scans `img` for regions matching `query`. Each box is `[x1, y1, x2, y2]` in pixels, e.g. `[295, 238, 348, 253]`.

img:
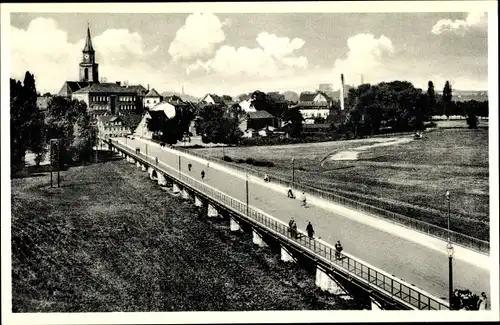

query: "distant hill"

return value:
[435, 90, 488, 102]
[161, 91, 200, 103]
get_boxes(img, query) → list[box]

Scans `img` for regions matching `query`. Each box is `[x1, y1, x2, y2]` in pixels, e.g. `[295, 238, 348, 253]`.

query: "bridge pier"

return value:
[207, 203, 218, 218]
[141, 164, 147, 172]
[181, 188, 190, 200]
[315, 266, 347, 295]
[129, 157, 135, 164]
[157, 172, 167, 186]
[370, 298, 383, 310]
[194, 196, 203, 207]
[229, 216, 242, 232]
[280, 245, 296, 263]
[172, 183, 180, 194]
[136, 161, 141, 168]
[252, 230, 268, 248]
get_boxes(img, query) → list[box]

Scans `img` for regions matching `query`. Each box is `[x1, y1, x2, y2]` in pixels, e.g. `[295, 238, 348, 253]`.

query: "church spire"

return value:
[83, 23, 94, 53]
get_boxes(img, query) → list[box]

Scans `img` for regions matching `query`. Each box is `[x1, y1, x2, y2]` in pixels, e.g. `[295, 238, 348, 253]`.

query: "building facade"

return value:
[97, 115, 131, 146]
[143, 88, 162, 109]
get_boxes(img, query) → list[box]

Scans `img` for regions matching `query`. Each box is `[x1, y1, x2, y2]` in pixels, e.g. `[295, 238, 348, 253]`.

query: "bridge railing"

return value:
[173, 145, 489, 255]
[110, 138, 450, 311]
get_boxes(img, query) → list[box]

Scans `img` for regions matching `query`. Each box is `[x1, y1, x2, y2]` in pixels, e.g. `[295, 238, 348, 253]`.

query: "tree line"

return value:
[10, 71, 97, 175]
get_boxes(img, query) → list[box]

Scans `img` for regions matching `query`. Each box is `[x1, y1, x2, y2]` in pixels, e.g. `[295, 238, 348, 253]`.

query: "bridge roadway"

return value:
[115, 137, 489, 302]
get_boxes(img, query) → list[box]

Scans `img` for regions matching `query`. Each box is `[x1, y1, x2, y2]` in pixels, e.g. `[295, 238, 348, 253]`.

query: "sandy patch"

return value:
[329, 137, 413, 161]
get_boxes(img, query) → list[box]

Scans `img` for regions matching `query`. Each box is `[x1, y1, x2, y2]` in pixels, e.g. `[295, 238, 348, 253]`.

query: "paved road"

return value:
[118, 137, 490, 302]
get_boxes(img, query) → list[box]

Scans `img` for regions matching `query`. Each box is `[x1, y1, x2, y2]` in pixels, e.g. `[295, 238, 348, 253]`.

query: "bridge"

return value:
[101, 135, 490, 310]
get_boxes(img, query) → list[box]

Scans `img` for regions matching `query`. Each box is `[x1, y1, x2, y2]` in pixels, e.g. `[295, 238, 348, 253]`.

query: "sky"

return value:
[9, 10, 489, 98]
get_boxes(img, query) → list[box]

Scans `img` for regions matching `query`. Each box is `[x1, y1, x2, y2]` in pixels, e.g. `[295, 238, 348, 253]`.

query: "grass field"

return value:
[194, 128, 489, 240]
[10, 157, 360, 312]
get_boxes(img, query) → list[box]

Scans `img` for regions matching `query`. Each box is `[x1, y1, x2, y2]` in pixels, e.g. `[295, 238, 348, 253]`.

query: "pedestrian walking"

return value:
[155, 157, 158, 165]
[287, 187, 294, 198]
[207, 162, 210, 168]
[306, 221, 314, 239]
[478, 292, 489, 310]
[301, 192, 307, 207]
[264, 173, 270, 182]
[188, 163, 192, 171]
[335, 240, 343, 260]
[201, 170, 205, 180]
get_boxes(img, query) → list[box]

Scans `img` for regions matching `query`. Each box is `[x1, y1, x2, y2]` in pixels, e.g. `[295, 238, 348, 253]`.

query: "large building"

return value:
[293, 91, 334, 121]
[57, 25, 146, 117]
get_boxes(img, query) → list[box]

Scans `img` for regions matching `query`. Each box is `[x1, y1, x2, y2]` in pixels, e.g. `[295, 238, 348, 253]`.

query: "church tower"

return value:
[79, 25, 99, 83]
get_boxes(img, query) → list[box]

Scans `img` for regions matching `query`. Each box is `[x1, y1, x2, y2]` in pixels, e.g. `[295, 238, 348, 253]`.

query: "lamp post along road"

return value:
[246, 171, 249, 216]
[291, 158, 295, 189]
[445, 190, 454, 310]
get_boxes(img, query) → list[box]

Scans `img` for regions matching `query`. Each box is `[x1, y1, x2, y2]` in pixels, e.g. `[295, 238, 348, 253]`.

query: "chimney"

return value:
[147, 84, 150, 91]
[340, 74, 345, 111]
[116, 81, 121, 86]
[361, 74, 364, 85]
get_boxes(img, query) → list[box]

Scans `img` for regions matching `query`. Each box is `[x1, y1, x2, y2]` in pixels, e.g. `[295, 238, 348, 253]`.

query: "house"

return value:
[238, 110, 275, 133]
[143, 88, 162, 109]
[294, 91, 333, 120]
[201, 93, 226, 106]
[134, 110, 168, 140]
[149, 101, 176, 119]
[97, 115, 131, 145]
[72, 82, 141, 118]
[164, 95, 184, 105]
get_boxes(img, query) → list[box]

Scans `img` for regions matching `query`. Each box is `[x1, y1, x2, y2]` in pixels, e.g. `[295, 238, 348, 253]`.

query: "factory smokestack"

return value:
[340, 73, 345, 111]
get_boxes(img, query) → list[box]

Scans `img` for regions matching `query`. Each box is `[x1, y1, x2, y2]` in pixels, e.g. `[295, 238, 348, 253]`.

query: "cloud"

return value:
[10, 17, 168, 94]
[332, 33, 394, 81]
[168, 13, 228, 62]
[431, 12, 487, 36]
[185, 32, 308, 78]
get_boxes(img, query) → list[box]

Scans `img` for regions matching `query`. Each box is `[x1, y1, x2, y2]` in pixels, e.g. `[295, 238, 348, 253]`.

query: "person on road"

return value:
[306, 221, 314, 239]
[207, 162, 210, 168]
[335, 240, 343, 260]
[264, 173, 270, 182]
[201, 170, 205, 180]
[188, 163, 192, 171]
[287, 187, 294, 199]
[301, 192, 307, 207]
[155, 157, 158, 165]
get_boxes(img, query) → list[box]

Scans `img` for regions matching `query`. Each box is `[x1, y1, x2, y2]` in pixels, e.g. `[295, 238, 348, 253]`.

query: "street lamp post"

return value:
[246, 171, 249, 216]
[447, 241, 455, 310]
[446, 190, 451, 242]
[292, 158, 295, 189]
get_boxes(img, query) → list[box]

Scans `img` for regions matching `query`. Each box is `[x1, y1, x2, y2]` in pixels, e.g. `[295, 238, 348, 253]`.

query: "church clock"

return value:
[84, 54, 90, 60]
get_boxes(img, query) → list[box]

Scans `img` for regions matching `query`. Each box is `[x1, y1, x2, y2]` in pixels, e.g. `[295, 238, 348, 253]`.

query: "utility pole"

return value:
[246, 171, 249, 216]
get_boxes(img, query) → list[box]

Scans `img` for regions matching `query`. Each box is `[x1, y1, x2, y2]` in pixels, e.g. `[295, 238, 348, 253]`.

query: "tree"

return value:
[282, 91, 299, 103]
[426, 81, 435, 119]
[196, 105, 242, 144]
[466, 106, 479, 129]
[237, 93, 250, 102]
[282, 106, 304, 138]
[222, 95, 233, 102]
[443, 81, 452, 118]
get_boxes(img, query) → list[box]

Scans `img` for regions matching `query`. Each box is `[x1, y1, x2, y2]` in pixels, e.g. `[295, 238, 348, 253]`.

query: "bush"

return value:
[222, 155, 233, 162]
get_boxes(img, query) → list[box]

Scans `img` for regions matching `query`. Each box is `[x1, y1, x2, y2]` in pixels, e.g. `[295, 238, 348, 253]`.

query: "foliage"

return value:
[426, 81, 436, 120]
[282, 106, 304, 138]
[196, 104, 242, 145]
[120, 113, 143, 131]
[147, 104, 196, 145]
[466, 106, 479, 129]
[45, 96, 96, 165]
[10, 72, 45, 173]
[442, 81, 452, 118]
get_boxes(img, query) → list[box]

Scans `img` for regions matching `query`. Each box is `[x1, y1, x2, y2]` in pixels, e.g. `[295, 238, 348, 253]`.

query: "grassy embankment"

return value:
[11, 157, 360, 312]
[194, 128, 489, 240]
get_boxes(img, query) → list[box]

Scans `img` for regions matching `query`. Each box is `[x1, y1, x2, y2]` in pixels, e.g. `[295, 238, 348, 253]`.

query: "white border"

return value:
[1, 2, 498, 324]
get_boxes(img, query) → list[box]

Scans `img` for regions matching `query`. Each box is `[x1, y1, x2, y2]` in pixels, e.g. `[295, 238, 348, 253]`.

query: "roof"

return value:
[145, 88, 161, 97]
[83, 26, 95, 53]
[58, 81, 92, 96]
[150, 101, 176, 119]
[303, 123, 331, 129]
[164, 95, 183, 102]
[126, 84, 148, 95]
[74, 83, 137, 94]
[147, 110, 168, 120]
[299, 92, 316, 102]
[295, 102, 330, 108]
[246, 110, 274, 119]
[204, 93, 225, 105]
[315, 91, 333, 102]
